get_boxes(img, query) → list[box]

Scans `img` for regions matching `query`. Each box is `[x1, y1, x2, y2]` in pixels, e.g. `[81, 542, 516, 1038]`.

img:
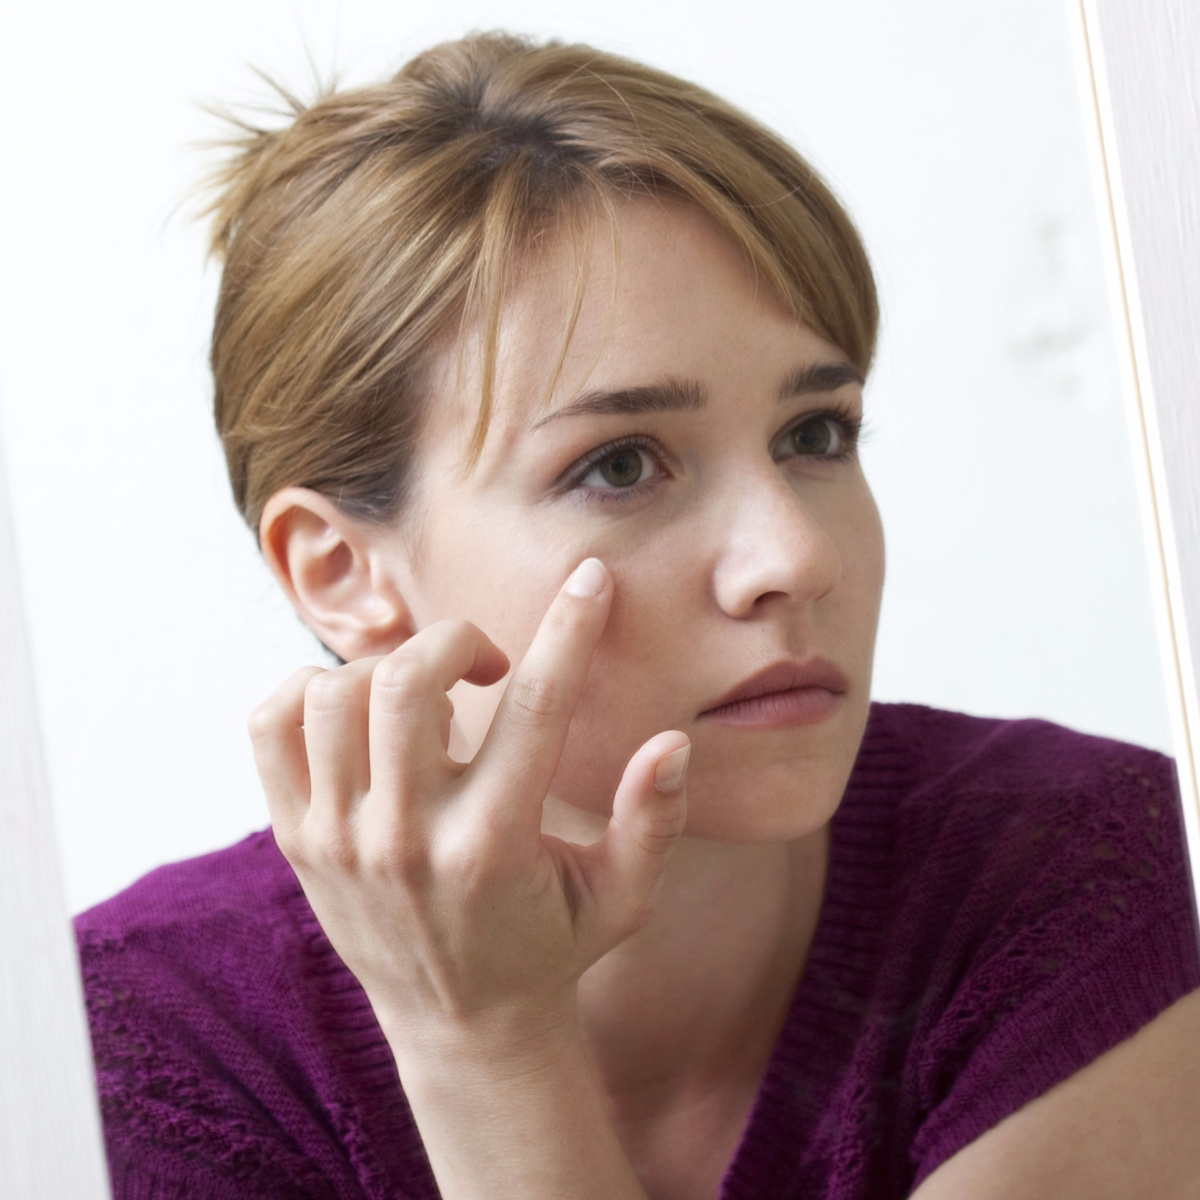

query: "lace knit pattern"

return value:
[75, 703, 1200, 1199]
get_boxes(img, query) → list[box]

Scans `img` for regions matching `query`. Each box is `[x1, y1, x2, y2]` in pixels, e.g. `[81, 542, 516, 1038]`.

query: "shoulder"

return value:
[861, 698, 1176, 798]
[74, 830, 366, 1198]
[76, 826, 298, 948]
[74, 828, 316, 1055]
[858, 701, 1184, 897]
[853, 703, 1200, 1188]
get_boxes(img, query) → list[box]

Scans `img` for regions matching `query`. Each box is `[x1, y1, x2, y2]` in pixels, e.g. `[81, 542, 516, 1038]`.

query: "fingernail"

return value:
[654, 744, 691, 793]
[564, 557, 606, 597]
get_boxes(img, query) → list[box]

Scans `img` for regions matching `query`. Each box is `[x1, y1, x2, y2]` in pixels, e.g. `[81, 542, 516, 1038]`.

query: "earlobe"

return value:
[258, 488, 413, 661]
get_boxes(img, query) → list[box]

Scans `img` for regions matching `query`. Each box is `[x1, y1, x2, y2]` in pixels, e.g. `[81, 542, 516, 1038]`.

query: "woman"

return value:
[75, 31, 1200, 1199]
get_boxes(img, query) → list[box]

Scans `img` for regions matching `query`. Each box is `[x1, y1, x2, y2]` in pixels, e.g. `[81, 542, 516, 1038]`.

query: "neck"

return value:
[542, 798, 830, 1122]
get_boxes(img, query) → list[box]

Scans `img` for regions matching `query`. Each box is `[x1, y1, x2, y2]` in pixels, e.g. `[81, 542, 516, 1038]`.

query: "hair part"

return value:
[200, 31, 879, 541]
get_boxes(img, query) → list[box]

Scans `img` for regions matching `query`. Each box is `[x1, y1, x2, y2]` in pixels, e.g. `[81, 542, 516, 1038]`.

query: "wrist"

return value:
[378, 993, 585, 1087]
[378, 998, 647, 1200]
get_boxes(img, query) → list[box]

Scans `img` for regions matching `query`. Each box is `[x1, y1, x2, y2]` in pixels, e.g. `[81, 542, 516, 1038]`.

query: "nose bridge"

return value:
[710, 459, 842, 616]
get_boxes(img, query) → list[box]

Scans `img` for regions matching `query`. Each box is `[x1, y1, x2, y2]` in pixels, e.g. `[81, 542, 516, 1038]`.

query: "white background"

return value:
[0, 0, 1170, 914]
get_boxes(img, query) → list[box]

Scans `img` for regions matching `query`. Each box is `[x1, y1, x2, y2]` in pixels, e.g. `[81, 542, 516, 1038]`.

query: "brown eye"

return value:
[582, 446, 653, 489]
[775, 414, 853, 462]
[790, 417, 836, 455]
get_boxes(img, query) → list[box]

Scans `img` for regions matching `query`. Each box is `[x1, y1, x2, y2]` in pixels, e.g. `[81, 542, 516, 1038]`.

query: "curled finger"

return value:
[247, 665, 325, 839]
[366, 619, 509, 818]
[302, 657, 380, 821]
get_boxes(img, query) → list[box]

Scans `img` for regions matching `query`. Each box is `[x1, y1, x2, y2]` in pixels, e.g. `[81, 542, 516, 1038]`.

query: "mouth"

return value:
[698, 659, 849, 729]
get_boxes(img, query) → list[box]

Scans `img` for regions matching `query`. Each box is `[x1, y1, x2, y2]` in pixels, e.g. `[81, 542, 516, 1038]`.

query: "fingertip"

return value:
[652, 741, 691, 794]
[463, 636, 511, 686]
[563, 556, 609, 598]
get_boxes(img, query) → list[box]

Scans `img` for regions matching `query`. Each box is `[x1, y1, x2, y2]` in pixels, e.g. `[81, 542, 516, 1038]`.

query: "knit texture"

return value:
[75, 703, 1200, 1198]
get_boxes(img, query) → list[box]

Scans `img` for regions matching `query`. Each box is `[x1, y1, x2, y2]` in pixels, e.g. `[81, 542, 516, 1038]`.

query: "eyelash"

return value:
[562, 403, 867, 506]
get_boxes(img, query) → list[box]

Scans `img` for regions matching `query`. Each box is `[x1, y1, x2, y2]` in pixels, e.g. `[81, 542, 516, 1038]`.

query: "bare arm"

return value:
[910, 986, 1200, 1200]
[388, 1015, 647, 1200]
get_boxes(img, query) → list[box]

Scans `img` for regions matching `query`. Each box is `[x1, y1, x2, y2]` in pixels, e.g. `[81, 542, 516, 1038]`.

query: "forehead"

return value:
[420, 197, 825, 470]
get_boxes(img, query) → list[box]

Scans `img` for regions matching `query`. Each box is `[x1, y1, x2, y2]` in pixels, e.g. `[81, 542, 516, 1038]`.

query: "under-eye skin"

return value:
[559, 405, 864, 507]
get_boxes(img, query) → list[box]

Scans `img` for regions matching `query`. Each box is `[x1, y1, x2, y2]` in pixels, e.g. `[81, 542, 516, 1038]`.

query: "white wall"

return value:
[0, 0, 1168, 915]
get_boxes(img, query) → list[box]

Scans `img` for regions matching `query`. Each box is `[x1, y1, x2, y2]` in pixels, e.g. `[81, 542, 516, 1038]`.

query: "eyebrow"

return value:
[778, 361, 865, 399]
[530, 360, 863, 430]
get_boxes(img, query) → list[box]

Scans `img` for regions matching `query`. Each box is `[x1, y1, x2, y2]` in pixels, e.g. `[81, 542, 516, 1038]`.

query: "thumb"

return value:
[592, 732, 691, 937]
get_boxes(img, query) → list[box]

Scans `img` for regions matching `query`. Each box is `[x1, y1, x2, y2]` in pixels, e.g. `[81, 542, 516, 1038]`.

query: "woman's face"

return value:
[385, 197, 885, 841]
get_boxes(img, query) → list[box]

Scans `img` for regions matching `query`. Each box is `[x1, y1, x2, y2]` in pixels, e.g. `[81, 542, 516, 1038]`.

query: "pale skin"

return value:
[250, 198, 1200, 1199]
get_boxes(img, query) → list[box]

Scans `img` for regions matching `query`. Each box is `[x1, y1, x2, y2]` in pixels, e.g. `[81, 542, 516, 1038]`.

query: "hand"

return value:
[247, 557, 691, 1062]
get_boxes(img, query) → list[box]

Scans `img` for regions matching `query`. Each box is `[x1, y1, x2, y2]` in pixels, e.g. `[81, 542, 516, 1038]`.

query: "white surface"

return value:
[0, 436, 111, 1197]
[1076, 0, 1200, 906]
[0, 0, 1172, 914]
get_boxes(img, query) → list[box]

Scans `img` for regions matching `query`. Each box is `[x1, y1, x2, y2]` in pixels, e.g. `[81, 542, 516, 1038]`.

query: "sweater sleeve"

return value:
[905, 735, 1200, 1187]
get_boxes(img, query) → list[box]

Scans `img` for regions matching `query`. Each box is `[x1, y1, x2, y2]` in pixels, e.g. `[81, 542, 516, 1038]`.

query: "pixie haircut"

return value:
[203, 31, 878, 538]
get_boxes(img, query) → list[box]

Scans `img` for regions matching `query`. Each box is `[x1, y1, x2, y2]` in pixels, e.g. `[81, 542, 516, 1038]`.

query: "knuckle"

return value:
[436, 833, 499, 895]
[290, 665, 327, 689]
[246, 702, 279, 743]
[371, 654, 429, 705]
[442, 617, 478, 644]
[272, 824, 307, 867]
[248, 667, 325, 740]
[505, 673, 563, 725]
[308, 820, 358, 870]
[621, 897, 658, 936]
[379, 838, 432, 887]
[635, 809, 689, 855]
[362, 819, 431, 884]
[303, 669, 357, 712]
[544, 599, 578, 634]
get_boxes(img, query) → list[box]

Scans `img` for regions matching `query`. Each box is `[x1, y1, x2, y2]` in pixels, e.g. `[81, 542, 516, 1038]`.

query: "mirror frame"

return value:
[1069, 0, 1200, 897]
[1, 1, 1196, 1191]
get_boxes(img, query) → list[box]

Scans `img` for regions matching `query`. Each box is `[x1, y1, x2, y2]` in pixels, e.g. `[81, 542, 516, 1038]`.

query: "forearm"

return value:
[385, 1014, 648, 1200]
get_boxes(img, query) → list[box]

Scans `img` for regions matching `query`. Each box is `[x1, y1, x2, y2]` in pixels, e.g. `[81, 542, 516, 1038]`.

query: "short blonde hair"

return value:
[204, 31, 878, 537]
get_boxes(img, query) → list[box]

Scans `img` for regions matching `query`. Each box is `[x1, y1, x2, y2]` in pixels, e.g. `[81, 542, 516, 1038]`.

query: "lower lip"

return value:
[700, 686, 842, 729]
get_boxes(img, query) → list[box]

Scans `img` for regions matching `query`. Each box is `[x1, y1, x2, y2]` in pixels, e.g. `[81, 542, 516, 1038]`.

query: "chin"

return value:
[681, 760, 849, 843]
[675, 691, 871, 842]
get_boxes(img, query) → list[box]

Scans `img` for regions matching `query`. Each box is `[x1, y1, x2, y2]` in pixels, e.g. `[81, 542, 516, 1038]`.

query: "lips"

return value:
[699, 659, 849, 717]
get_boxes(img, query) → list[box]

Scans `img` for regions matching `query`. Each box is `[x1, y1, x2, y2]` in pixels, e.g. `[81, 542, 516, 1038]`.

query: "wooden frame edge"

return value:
[1067, 0, 1200, 913]
[0, 429, 111, 1197]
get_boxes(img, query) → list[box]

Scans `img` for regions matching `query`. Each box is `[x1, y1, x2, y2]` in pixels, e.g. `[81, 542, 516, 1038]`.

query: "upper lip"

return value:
[699, 658, 850, 715]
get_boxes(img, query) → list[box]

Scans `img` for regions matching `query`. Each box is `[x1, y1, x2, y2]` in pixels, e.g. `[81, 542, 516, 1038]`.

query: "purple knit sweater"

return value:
[75, 703, 1200, 1199]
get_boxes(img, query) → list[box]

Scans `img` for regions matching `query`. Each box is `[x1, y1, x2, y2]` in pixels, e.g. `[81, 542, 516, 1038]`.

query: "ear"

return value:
[258, 487, 414, 661]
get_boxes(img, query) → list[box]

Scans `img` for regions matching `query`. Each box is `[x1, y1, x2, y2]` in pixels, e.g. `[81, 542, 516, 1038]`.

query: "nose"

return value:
[710, 468, 842, 619]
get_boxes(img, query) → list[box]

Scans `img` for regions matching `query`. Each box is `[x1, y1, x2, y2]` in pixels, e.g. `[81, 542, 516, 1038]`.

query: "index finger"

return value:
[466, 557, 612, 828]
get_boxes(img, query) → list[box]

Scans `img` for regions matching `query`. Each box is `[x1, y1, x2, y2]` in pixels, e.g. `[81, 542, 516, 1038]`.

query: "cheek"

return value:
[827, 485, 885, 626]
[544, 563, 694, 812]
[858, 489, 886, 588]
[431, 516, 682, 760]
[419, 503, 567, 639]
[859, 507, 886, 643]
